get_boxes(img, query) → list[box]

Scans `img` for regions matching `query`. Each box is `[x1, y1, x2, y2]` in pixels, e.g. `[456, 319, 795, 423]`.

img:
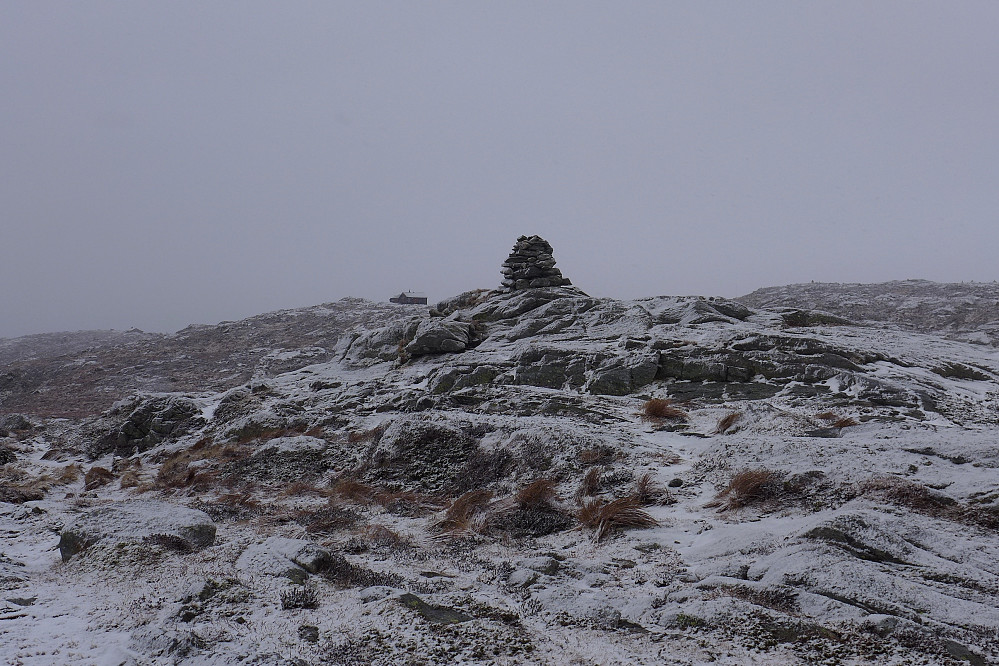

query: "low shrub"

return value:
[143, 533, 195, 554]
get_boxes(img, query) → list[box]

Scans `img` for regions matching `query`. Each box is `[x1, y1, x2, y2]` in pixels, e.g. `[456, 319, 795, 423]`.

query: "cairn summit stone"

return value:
[501, 235, 572, 291]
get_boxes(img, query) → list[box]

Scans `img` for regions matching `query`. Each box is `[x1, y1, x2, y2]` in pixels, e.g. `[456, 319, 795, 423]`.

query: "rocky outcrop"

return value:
[500, 235, 572, 291]
[93, 396, 204, 458]
[58, 500, 216, 561]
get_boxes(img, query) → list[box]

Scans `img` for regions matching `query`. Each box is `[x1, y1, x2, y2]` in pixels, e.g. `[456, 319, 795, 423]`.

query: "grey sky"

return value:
[2, 2, 998, 338]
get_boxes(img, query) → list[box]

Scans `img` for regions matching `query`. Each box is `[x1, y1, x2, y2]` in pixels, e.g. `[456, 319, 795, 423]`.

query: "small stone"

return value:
[668, 478, 683, 488]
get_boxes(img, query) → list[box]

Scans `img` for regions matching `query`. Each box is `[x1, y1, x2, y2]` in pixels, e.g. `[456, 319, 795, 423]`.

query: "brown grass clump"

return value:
[56, 464, 81, 486]
[515, 478, 559, 510]
[707, 468, 785, 512]
[347, 425, 385, 444]
[641, 398, 688, 422]
[433, 489, 494, 534]
[633, 473, 668, 506]
[815, 412, 858, 428]
[279, 481, 328, 497]
[330, 479, 379, 503]
[579, 446, 617, 465]
[577, 467, 603, 501]
[155, 441, 250, 490]
[119, 470, 141, 489]
[300, 500, 362, 534]
[578, 496, 659, 541]
[363, 524, 411, 550]
[84, 466, 115, 491]
[862, 477, 958, 517]
[328, 478, 445, 516]
[714, 412, 741, 435]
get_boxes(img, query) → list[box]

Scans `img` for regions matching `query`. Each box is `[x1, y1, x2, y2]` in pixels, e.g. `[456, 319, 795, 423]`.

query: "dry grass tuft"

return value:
[862, 477, 957, 516]
[641, 398, 688, 422]
[156, 441, 250, 490]
[433, 489, 494, 534]
[707, 468, 785, 512]
[56, 464, 81, 486]
[515, 479, 559, 510]
[816, 412, 858, 428]
[633, 472, 668, 506]
[328, 477, 445, 516]
[363, 524, 410, 550]
[347, 425, 386, 444]
[279, 481, 328, 497]
[577, 467, 603, 501]
[299, 500, 362, 534]
[330, 479, 378, 503]
[579, 446, 617, 465]
[714, 412, 742, 435]
[119, 470, 141, 489]
[84, 466, 115, 491]
[578, 496, 659, 541]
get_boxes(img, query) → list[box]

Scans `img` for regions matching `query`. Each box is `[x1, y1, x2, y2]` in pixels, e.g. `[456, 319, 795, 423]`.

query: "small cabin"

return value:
[389, 291, 428, 305]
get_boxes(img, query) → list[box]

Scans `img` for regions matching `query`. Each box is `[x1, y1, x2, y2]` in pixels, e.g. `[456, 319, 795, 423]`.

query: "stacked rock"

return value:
[500, 235, 573, 291]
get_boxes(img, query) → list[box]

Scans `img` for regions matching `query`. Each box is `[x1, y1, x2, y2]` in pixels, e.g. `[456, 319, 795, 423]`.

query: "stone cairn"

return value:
[501, 235, 572, 291]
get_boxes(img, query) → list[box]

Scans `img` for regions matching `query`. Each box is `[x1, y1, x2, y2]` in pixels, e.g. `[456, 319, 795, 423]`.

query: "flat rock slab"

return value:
[398, 593, 472, 624]
[59, 500, 216, 561]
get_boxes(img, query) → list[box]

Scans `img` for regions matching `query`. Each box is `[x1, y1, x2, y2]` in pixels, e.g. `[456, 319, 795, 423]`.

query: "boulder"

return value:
[235, 537, 333, 582]
[95, 396, 205, 457]
[405, 319, 474, 356]
[59, 500, 216, 561]
[368, 416, 476, 492]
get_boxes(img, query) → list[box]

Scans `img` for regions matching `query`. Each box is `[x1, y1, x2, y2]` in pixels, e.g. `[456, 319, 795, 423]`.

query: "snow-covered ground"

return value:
[3, 285, 998, 665]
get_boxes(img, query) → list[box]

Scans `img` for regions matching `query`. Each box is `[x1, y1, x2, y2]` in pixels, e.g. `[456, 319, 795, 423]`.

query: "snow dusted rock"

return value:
[93, 395, 205, 457]
[235, 536, 333, 581]
[58, 500, 216, 560]
[368, 415, 476, 492]
[404, 318, 474, 356]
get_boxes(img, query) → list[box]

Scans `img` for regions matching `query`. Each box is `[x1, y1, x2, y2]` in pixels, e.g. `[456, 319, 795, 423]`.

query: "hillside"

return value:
[2, 244, 998, 665]
[738, 279, 999, 346]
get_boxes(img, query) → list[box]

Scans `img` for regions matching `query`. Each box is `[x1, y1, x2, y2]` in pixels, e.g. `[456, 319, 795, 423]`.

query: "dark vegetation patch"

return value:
[143, 533, 196, 554]
[319, 553, 404, 589]
[280, 585, 319, 610]
[455, 447, 513, 493]
[863, 477, 999, 530]
[931, 362, 992, 381]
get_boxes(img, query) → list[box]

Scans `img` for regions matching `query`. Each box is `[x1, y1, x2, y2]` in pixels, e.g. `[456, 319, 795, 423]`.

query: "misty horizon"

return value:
[4, 3, 998, 339]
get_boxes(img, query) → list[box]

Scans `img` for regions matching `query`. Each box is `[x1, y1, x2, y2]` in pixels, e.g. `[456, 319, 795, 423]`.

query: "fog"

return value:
[3, 2, 998, 338]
